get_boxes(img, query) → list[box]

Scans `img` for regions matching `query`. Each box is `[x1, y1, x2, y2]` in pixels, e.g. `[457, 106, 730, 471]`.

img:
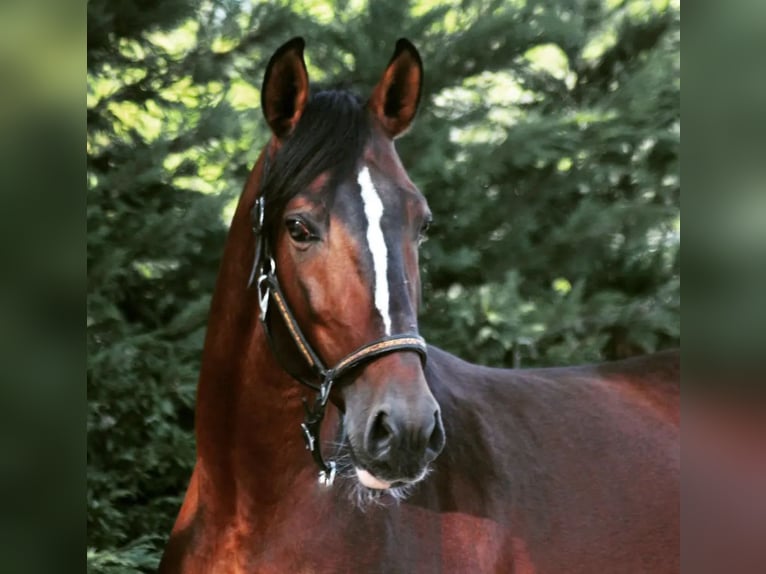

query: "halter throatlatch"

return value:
[248, 191, 428, 486]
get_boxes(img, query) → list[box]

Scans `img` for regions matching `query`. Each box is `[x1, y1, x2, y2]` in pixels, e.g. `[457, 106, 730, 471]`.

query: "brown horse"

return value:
[159, 38, 679, 573]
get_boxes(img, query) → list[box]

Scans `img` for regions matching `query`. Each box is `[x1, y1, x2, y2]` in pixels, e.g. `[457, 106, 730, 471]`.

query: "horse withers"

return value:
[159, 38, 680, 573]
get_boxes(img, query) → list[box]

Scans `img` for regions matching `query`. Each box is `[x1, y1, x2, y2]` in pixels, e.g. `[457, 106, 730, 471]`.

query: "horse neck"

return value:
[193, 150, 311, 513]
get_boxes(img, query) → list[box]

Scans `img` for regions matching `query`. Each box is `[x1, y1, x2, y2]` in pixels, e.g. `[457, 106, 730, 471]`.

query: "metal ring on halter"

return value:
[319, 461, 337, 486]
[256, 257, 276, 319]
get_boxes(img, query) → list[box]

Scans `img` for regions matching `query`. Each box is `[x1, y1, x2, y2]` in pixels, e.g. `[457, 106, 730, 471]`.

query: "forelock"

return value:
[260, 88, 370, 238]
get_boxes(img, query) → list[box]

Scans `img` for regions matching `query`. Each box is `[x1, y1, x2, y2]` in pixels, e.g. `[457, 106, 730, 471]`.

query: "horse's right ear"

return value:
[261, 37, 309, 140]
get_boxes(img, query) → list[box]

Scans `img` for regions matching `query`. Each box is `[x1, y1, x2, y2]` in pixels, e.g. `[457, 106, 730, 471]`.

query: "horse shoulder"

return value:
[158, 465, 202, 572]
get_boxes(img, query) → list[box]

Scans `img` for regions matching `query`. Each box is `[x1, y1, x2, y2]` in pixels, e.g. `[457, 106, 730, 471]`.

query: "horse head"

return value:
[253, 38, 445, 493]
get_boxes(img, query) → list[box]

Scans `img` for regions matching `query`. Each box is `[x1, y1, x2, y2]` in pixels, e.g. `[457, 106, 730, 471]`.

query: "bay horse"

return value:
[159, 38, 679, 573]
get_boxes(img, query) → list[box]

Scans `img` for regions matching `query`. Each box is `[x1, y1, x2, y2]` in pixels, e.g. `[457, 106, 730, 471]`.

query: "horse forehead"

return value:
[304, 137, 416, 210]
[364, 132, 417, 184]
[326, 165, 399, 222]
[359, 159, 418, 211]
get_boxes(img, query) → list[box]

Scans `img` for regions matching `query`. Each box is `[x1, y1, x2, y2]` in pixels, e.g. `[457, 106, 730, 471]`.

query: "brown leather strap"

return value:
[261, 273, 427, 388]
[328, 336, 427, 381]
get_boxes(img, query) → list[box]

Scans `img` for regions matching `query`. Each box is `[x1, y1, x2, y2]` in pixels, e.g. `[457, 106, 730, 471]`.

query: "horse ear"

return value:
[261, 37, 309, 140]
[368, 39, 423, 139]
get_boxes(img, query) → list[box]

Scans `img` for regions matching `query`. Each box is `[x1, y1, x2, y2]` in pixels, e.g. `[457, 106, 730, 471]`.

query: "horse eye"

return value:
[285, 217, 315, 242]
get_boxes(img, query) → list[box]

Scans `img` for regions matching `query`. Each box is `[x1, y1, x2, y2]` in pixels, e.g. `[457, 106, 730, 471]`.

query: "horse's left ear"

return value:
[261, 37, 310, 140]
[368, 39, 423, 139]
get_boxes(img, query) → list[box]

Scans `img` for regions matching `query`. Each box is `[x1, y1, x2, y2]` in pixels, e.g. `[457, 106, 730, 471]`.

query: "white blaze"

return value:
[358, 166, 391, 335]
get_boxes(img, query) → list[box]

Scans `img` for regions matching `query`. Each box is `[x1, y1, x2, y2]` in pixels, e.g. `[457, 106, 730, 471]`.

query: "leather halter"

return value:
[247, 162, 428, 486]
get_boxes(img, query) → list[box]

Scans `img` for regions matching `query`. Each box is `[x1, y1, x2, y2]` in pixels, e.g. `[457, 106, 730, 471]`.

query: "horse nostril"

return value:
[425, 410, 445, 462]
[367, 410, 395, 456]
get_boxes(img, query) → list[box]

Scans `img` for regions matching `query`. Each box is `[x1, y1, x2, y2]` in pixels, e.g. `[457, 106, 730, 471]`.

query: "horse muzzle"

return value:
[350, 391, 445, 489]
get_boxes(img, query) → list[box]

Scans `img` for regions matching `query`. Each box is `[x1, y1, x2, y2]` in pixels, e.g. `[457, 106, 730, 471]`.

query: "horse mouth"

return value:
[346, 441, 429, 491]
[353, 464, 430, 490]
[355, 467, 393, 489]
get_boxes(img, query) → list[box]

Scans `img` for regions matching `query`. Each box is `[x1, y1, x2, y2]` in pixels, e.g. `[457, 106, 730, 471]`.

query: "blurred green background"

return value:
[87, 0, 680, 570]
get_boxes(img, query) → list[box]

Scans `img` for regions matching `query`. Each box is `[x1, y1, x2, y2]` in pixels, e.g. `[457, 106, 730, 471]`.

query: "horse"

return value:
[159, 38, 680, 573]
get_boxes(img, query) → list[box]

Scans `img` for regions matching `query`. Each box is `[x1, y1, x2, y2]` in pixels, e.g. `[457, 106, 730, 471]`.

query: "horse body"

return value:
[159, 38, 679, 573]
[161, 316, 679, 573]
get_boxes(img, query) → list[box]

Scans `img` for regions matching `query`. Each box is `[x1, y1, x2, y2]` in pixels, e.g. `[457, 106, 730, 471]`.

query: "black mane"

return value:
[260, 89, 369, 238]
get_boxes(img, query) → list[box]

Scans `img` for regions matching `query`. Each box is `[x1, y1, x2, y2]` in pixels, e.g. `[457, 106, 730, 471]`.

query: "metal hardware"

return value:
[318, 461, 336, 487]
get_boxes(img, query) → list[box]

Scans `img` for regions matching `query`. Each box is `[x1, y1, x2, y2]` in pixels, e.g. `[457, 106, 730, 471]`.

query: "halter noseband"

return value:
[247, 172, 427, 486]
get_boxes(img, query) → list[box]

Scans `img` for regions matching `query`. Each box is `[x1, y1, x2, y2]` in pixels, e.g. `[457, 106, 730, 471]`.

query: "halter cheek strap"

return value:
[248, 191, 428, 486]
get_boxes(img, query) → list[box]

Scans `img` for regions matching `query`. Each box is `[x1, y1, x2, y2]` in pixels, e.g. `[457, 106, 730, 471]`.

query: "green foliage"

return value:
[87, 0, 679, 569]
